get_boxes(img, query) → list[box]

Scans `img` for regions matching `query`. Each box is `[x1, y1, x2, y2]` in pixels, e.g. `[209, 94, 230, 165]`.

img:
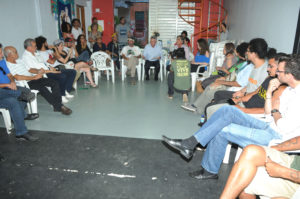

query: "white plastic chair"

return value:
[0, 108, 12, 134]
[16, 80, 39, 114]
[191, 51, 215, 92]
[121, 58, 142, 81]
[162, 49, 170, 77]
[91, 51, 115, 85]
[141, 59, 163, 82]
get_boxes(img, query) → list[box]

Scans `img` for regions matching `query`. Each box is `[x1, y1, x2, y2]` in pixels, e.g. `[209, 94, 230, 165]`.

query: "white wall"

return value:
[0, 0, 58, 55]
[224, 0, 300, 53]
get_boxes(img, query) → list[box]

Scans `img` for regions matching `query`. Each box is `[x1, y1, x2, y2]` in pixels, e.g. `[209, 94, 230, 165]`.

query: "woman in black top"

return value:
[76, 34, 92, 62]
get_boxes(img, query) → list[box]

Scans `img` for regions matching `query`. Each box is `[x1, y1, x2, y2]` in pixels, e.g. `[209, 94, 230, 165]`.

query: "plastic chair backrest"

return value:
[91, 51, 111, 69]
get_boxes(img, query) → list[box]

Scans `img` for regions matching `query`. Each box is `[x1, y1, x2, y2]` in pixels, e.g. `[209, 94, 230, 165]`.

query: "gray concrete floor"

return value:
[0, 74, 201, 140]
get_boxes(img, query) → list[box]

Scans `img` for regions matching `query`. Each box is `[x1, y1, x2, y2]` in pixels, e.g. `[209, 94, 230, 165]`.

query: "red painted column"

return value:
[92, 0, 114, 44]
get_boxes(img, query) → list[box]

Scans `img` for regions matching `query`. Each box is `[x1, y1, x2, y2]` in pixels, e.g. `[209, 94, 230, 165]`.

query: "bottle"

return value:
[198, 115, 206, 127]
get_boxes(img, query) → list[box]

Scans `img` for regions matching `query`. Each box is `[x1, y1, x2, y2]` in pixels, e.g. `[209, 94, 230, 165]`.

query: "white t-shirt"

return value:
[72, 27, 83, 40]
[6, 59, 34, 77]
[38, 50, 60, 67]
[121, 45, 141, 58]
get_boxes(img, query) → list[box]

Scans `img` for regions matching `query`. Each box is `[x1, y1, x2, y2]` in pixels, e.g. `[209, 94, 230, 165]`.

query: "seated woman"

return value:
[191, 38, 210, 73]
[61, 22, 74, 40]
[168, 48, 191, 103]
[88, 23, 102, 48]
[76, 34, 92, 63]
[201, 42, 237, 89]
[53, 40, 97, 88]
[93, 36, 106, 52]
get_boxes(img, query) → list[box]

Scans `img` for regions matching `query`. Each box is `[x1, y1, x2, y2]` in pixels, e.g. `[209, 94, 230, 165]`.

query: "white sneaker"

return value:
[65, 91, 74, 99]
[62, 96, 69, 103]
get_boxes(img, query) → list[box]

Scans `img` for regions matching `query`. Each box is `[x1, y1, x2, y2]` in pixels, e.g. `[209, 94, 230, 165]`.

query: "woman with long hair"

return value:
[54, 40, 97, 88]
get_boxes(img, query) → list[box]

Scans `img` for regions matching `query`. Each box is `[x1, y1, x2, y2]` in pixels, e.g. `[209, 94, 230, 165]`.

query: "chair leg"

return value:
[223, 143, 232, 164]
[94, 71, 99, 85]
[234, 147, 243, 162]
[191, 73, 197, 92]
[111, 69, 115, 83]
[1, 109, 12, 134]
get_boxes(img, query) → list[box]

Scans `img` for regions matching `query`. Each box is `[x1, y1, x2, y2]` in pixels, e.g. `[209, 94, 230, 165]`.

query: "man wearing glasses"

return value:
[162, 54, 300, 180]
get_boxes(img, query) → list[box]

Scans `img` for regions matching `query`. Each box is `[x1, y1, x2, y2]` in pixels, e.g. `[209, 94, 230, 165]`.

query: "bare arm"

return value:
[265, 157, 300, 184]
[13, 74, 43, 81]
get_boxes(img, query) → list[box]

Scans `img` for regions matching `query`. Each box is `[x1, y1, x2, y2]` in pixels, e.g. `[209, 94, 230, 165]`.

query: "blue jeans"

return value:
[193, 106, 281, 174]
[0, 88, 27, 136]
[47, 69, 76, 96]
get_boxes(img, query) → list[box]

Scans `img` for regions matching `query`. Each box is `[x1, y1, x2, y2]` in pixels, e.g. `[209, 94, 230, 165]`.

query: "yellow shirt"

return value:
[88, 24, 103, 32]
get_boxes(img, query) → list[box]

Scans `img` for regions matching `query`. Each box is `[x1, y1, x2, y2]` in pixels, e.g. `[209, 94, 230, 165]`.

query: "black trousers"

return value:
[144, 60, 160, 78]
[28, 78, 62, 110]
[167, 72, 188, 96]
[214, 90, 235, 102]
[46, 69, 76, 96]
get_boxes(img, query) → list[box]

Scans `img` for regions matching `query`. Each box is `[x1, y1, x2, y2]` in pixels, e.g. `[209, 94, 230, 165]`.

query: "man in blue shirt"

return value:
[143, 36, 162, 81]
[0, 43, 38, 141]
[142, 36, 162, 81]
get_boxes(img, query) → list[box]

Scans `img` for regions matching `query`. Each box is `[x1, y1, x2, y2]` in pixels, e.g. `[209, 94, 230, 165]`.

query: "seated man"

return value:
[220, 136, 300, 199]
[23, 38, 76, 104]
[162, 55, 300, 180]
[167, 48, 191, 102]
[121, 37, 141, 85]
[4, 46, 72, 115]
[142, 36, 162, 81]
[0, 44, 38, 141]
[106, 33, 120, 71]
[181, 42, 251, 114]
[205, 38, 269, 118]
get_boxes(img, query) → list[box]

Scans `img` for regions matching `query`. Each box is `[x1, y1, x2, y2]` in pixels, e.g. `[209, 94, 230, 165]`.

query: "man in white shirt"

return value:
[121, 37, 141, 85]
[162, 54, 300, 181]
[22, 38, 76, 103]
[142, 36, 162, 81]
[4, 46, 72, 115]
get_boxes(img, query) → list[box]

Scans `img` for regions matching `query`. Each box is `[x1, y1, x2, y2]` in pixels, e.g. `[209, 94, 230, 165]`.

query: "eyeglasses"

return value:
[276, 70, 285, 73]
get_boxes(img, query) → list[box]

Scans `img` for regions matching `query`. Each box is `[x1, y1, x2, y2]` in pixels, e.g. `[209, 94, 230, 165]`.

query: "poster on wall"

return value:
[58, 1, 72, 39]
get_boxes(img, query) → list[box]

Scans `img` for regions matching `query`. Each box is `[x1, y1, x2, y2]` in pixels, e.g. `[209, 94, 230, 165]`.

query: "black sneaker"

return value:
[24, 113, 39, 120]
[16, 132, 39, 141]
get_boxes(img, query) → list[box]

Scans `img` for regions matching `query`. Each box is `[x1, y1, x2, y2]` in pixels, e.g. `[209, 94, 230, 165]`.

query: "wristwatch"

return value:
[271, 109, 280, 116]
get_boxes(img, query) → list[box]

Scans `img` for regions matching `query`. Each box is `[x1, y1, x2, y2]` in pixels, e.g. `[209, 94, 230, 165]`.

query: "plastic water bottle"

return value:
[198, 115, 206, 127]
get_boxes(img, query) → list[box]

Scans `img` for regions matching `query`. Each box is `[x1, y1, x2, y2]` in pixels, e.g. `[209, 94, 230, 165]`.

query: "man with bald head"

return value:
[4, 46, 72, 115]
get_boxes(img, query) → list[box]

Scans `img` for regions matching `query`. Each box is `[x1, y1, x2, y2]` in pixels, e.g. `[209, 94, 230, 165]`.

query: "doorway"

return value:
[76, 5, 86, 35]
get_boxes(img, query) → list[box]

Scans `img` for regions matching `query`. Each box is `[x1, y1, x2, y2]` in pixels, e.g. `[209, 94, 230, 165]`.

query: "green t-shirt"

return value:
[171, 59, 191, 91]
[291, 155, 300, 171]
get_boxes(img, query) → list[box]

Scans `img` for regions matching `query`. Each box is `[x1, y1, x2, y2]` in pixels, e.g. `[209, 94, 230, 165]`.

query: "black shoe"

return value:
[24, 113, 39, 120]
[16, 132, 38, 141]
[146, 76, 149, 81]
[189, 168, 218, 180]
[61, 106, 72, 115]
[154, 76, 158, 81]
[162, 135, 194, 159]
